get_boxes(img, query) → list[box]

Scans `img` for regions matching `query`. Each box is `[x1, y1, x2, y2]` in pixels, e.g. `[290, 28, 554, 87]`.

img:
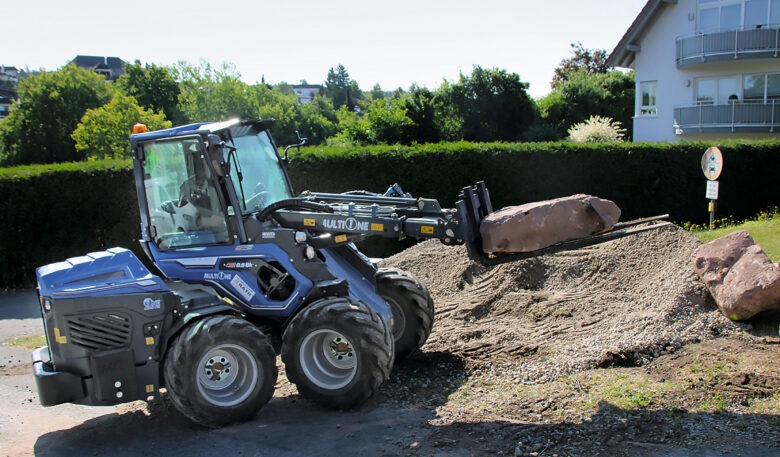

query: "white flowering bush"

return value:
[567, 115, 626, 143]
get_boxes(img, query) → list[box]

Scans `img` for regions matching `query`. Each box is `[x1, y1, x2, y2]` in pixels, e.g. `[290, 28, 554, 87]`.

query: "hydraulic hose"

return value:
[254, 198, 335, 222]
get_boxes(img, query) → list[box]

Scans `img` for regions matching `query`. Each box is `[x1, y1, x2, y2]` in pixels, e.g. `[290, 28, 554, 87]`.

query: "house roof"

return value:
[606, 0, 678, 68]
[70, 55, 126, 75]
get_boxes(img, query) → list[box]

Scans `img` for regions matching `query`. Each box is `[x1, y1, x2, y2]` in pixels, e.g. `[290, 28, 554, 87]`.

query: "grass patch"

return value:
[689, 210, 780, 261]
[5, 334, 47, 349]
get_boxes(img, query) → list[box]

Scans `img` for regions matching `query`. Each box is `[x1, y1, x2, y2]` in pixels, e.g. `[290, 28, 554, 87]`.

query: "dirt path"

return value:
[2, 225, 780, 456]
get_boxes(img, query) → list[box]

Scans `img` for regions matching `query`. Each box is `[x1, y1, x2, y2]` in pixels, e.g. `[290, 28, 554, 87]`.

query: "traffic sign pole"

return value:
[701, 147, 723, 231]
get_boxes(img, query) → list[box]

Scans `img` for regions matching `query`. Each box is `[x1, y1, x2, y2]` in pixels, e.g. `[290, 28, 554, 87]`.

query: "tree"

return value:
[175, 61, 261, 123]
[551, 42, 610, 89]
[399, 85, 442, 143]
[295, 94, 338, 146]
[72, 94, 171, 159]
[0, 64, 115, 165]
[368, 84, 385, 101]
[117, 61, 183, 124]
[540, 69, 634, 139]
[324, 64, 356, 110]
[438, 66, 537, 142]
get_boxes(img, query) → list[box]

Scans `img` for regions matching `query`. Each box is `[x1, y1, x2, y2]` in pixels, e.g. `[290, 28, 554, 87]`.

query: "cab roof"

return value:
[130, 118, 275, 145]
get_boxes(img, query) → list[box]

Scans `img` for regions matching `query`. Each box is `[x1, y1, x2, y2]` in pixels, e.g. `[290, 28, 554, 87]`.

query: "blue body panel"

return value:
[36, 247, 168, 299]
[321, 247, 393, 324]
[148, 241, 314, 318]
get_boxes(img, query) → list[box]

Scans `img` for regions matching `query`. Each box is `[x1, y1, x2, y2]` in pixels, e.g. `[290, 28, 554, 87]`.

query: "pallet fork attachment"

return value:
[455, 182, 671, 267]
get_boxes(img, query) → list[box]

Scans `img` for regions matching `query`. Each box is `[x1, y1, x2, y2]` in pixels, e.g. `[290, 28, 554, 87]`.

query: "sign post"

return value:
[701, 146, 723, 230]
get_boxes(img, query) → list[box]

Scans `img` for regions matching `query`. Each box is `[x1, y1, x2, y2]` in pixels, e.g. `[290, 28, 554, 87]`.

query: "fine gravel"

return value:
[382, 224, 738, 382]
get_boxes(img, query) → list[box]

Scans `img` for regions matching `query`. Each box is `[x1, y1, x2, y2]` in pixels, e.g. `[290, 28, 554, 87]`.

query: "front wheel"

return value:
[377, 268, 434, 361]
[163, 314, 277, 427]
[281, 297, 393, 409]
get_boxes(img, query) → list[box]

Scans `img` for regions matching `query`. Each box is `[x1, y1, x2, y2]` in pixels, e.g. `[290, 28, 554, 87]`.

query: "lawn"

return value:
[691, 213, 780, 262]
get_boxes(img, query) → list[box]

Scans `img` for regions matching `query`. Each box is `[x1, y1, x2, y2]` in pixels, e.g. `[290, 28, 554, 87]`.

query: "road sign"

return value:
[706, 180, 719, 200]
[701, 147, 723, 180]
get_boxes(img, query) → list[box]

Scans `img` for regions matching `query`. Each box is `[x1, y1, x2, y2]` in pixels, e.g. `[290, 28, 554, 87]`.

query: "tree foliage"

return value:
[72, 94, 171, 159]
[117, 61, 183, 125]
[324, 64, 358, 111]
[551, 42, 610, 89]
[0, 64, 114, 165]
[0, 56, 638, 164]
[540, 69, 634, 140]
[438, 66, 537, 142]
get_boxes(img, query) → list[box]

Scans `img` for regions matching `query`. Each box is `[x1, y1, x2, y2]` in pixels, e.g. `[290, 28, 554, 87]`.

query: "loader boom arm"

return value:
[256, 181, 670, 266]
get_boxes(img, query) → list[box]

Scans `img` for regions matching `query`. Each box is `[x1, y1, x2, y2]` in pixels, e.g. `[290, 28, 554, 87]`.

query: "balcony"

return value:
[673, 100, 780, 134]
[676, 25, 780, 67]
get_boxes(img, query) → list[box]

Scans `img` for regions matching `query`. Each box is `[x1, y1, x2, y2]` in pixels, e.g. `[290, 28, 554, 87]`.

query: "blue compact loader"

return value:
[31, 119, 667, 427]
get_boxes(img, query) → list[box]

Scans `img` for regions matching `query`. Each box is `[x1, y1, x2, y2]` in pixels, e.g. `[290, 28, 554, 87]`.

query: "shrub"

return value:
[567, 115, 626, 143]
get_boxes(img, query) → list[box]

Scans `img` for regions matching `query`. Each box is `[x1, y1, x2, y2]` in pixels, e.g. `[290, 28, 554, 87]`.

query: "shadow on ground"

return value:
[32, 348, 780, 457]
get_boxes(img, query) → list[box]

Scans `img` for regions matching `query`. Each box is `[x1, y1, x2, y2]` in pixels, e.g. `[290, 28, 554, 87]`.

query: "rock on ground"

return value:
[692, 230, 780, 321]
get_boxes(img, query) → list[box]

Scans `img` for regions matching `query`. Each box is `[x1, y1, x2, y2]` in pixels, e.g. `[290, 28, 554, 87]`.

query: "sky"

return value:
[4, 0, 646, 99]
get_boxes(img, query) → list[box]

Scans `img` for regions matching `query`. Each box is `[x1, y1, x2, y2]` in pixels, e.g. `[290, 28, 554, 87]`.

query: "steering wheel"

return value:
[245, 191, 268, 211]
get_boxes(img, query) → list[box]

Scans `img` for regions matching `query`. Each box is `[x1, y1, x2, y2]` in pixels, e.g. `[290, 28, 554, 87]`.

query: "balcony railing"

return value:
[673, 100, 779, 133]
[676, 25, 780, 67]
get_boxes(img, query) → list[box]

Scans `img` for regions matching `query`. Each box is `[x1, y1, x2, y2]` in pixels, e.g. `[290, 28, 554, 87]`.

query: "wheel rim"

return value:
[385, 296, 407, 342]
[196, 344, 258, 407]
[299, 329, 357, 390]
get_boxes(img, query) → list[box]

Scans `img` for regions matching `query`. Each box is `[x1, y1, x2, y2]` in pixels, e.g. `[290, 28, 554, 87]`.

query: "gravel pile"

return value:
[382, 224, 736, 382]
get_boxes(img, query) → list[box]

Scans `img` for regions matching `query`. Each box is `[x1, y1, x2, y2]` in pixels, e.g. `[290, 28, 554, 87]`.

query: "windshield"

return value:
[230, 130, 292, 214]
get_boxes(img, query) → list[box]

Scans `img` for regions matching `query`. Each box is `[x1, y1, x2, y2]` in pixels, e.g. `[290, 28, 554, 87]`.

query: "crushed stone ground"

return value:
[382, 224, 737, 382]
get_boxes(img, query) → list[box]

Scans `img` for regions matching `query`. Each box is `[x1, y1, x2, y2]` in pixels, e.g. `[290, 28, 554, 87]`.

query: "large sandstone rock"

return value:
[691, 230, 780, 320]
[480, 194, 621, 253]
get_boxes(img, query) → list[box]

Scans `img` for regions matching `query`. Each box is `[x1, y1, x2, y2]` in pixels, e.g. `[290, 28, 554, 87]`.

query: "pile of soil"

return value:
[383, 224, 737, 382]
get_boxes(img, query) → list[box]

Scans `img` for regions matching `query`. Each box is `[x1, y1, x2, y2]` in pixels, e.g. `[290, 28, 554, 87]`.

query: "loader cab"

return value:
[131, 119, 294, 252]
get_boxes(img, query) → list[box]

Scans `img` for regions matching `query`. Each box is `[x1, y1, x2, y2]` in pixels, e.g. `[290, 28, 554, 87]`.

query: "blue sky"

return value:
[4, 0, 646, 98]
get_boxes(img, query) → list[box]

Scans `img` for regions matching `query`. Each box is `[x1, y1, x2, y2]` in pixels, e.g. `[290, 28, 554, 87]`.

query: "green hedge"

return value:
[2, 141, 779, 290]
[0, 160, 137, 289]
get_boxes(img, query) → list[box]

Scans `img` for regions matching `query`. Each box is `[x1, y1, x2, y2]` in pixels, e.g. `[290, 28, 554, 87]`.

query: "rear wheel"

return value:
[163, 314, 277, 427]
[281, 297, 393, 409]
[377, 268, 434, 361]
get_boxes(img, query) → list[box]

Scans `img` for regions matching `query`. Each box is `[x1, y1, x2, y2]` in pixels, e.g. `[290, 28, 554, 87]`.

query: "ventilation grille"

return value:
[67, 313, 131, 351]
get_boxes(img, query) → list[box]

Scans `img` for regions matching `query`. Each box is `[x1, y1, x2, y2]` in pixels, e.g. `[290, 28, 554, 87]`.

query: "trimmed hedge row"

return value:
[0, 160, 137, 289]
[2, 141, 779, 289]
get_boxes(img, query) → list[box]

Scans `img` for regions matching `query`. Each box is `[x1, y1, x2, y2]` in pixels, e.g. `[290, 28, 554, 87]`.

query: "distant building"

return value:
[292, 84, 322, 104]
[0, 91, 14, 119]
[0, 66, 19, 89]
[70, 55, 126, 81]
[608, 0, 780, 142]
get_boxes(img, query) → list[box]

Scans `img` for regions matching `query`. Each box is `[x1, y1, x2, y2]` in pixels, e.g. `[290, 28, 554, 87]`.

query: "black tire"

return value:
[281, 297, 393, 409]
[377, 267, 434, 361]
[163, 314, 277, 428]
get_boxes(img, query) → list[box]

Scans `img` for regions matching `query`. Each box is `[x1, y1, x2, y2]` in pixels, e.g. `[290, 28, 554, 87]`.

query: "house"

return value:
[0, 93, 13, 119]
[608, 0, 780, 142]
[0, 66, 19, 89]
[70, 55, 126, 81]
[292, 84, 322, 104]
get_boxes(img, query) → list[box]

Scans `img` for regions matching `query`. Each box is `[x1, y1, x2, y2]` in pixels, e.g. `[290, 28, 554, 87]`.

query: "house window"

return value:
[699, 0, 780, 32]
[696, 76, 739, 104]
[639, 81, 657, 115]
[744, 73, 780, 101]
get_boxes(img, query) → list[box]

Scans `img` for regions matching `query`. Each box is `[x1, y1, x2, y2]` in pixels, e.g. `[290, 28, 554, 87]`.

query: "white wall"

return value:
[632, 0, 696, 142]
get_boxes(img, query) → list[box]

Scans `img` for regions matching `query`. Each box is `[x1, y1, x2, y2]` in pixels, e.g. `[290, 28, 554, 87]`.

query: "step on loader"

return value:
[31, 118, 668, 427]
